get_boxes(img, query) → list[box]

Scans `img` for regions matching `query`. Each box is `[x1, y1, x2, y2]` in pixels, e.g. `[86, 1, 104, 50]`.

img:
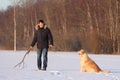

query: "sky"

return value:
[0, 0, 12, 10]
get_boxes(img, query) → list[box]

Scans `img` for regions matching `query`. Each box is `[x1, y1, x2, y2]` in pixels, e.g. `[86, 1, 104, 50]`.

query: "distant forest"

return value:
[0, 0, 119, 54]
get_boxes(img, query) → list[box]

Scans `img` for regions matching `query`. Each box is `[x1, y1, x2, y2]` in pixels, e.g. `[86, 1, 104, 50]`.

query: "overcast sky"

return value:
[0, 0, 12, 10]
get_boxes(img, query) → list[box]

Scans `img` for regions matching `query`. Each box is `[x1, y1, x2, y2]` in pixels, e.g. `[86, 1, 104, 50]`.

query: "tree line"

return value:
[0, 0, 119, 54]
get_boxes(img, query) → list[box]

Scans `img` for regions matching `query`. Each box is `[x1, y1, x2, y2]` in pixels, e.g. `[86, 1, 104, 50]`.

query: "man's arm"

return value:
[47, 28, 53, 47]
[31, 30, 37, 47]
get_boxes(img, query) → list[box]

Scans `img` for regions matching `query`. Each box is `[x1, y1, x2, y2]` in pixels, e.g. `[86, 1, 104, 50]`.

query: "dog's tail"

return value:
[100, 70, 110, 73]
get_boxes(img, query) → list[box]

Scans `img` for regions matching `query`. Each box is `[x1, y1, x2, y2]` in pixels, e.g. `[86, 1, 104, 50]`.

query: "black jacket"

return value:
[31, 27, 53, 49]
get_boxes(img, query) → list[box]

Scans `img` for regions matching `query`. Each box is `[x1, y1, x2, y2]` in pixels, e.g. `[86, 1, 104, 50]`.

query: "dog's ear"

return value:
[78, 49, 85, 55]
[81, 49, 85, 53]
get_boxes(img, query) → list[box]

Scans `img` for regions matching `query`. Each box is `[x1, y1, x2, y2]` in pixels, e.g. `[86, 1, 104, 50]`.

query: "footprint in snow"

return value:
[50, 71, 62, 76]
[49, 71, 74, 80]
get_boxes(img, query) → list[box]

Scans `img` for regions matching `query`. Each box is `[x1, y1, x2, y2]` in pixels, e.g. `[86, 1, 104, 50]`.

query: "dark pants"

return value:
[37, 48, 48, 70]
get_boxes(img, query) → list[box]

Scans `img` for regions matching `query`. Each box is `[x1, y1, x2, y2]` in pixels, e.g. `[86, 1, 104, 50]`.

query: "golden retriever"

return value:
[78, 49, 110, 73]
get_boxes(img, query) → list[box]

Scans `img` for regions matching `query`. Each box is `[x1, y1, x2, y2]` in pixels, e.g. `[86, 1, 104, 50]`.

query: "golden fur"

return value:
[78, 49, 110, 73]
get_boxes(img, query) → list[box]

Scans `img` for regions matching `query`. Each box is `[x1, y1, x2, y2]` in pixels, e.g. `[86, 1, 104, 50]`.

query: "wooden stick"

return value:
[14, 49, 31, 68]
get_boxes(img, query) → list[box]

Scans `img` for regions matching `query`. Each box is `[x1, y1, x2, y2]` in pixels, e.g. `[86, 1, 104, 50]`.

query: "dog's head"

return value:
[78, 49, 86, 55]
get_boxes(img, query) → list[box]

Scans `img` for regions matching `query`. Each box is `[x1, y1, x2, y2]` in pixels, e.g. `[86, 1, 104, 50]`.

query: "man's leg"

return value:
[37, 49, 42, 70]
[42, 48, 48, 70]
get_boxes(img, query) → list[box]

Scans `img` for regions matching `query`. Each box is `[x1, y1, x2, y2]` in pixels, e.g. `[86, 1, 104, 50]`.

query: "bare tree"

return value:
[13, 0, 17, 51]
[0, 0, 120, 54]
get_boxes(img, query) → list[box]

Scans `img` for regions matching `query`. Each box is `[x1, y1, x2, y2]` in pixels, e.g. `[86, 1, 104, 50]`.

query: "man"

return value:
[30, 19, 53, 71]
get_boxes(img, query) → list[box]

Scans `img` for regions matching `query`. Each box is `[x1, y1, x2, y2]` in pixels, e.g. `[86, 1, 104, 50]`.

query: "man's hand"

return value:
[49, 45, 53, 48]
[29, 46, 33, 50]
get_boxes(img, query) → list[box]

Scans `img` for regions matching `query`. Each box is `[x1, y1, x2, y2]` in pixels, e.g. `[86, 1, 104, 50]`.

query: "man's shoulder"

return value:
[45, 26, 50, 31]
[35, 25, 39, 30]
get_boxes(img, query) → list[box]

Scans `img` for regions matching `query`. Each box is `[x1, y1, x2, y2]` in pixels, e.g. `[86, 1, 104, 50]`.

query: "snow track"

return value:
[0, 51, 120, 80]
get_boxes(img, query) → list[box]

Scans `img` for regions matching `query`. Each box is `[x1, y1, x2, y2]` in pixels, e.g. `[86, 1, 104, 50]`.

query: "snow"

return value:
[0, 50, 120, 80]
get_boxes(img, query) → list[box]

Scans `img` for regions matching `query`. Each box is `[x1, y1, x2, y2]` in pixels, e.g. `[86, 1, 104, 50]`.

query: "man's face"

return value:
[38, 22, 44, 28]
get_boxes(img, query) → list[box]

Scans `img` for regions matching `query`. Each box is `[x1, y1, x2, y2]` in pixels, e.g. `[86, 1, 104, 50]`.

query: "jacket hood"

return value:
[35, 24, 47, 30]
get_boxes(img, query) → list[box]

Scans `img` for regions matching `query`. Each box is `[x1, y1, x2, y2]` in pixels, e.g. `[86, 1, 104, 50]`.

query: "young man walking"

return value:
[30, 20, 53, 71]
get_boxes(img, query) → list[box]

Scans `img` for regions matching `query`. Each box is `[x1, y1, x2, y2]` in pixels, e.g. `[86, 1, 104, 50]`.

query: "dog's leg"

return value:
[80, 67, 86, 72]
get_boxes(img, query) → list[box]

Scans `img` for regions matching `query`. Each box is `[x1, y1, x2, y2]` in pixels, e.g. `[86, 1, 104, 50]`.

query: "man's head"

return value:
[38, 19, 45, 28]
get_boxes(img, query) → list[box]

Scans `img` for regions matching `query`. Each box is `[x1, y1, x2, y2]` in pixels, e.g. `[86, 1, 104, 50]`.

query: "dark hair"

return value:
[38, 19, 45, 24]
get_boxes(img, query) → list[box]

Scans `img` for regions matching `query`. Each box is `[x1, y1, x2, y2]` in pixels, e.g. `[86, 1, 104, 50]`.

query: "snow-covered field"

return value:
[0, 50, 120, 80]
